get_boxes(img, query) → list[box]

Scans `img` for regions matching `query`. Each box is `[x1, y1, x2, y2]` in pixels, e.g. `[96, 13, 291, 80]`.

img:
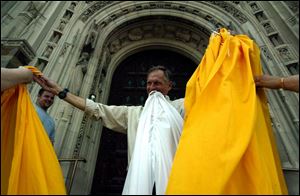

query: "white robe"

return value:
[85, 93, 184, 166]
[122, 91, 183, 195]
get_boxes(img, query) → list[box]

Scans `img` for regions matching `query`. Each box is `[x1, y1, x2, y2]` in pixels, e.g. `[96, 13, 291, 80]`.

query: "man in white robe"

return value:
[121, 91, 183, 195]
[35, 66, 185, 195]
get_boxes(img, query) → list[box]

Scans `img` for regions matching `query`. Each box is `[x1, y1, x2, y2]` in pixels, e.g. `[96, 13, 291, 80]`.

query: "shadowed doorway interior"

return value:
[91, 49, 197, 195]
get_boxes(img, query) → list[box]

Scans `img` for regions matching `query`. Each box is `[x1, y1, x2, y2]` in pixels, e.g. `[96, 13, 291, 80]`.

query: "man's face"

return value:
[146, 70, 172, 95]
[37, 91, 55, 110]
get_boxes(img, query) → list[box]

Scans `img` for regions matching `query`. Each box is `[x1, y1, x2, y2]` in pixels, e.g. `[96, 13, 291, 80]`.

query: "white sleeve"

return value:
[85, 98, 129, 133]
[171, 98, 185, 118]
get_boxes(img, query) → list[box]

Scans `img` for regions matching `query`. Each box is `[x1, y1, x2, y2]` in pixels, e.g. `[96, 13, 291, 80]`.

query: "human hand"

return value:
[33, 75, 63, 95]
[254, 74, 282, 89]
[18, 66, 34, 83]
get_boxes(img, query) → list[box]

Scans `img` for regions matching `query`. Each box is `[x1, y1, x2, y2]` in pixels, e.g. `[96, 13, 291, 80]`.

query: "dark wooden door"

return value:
[91, 49, 197, 195]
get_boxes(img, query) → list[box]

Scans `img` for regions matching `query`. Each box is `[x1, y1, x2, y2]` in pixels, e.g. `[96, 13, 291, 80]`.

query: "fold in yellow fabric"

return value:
[1, 66, 66, 194]
[166, 28, 288, 194]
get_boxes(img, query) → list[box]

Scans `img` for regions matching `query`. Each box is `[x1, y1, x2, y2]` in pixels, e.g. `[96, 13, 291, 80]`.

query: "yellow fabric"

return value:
[166, 28, 288, 194]
[1, 66, 66, 195]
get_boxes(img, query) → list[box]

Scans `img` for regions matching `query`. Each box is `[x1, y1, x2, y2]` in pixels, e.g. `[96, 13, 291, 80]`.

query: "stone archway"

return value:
[55, 2, 246, 166]
[3, 1, 297, 195]
[63, 12, 211, 194]
[58, 2, 298, 194]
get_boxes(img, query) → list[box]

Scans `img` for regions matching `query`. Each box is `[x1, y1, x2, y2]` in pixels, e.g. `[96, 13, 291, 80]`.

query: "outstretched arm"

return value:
[34, 76, 86, 111]
[1, 66, 33, 92]
[254, 74, 299, 93]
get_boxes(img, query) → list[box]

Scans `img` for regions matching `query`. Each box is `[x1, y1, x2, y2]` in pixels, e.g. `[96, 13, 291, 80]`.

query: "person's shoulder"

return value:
[128, 105, 143, 110]
[34, 103, 43, 113]
[86, 98, 143, 110]
[172, 98, 184, 103]
[170, 98, 184, 108]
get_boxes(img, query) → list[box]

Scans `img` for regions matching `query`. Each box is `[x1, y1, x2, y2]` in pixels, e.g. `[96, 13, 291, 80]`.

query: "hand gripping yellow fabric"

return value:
[166, 29, 288, 194]
[1, 66, 66, 194]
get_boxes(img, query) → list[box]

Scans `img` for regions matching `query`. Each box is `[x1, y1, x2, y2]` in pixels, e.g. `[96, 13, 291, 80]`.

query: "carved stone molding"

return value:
[73, 115, 88, 157]
[208, 1, 248, 24]
[104, 17, 210, 57]
[287, 16, 297, 26]
[260, 45, 273, 62]
[79, 1, 248, 27]
[1, 38, 36, 68]
[277, 46, 295, 62]
[80, 1, 115, 22]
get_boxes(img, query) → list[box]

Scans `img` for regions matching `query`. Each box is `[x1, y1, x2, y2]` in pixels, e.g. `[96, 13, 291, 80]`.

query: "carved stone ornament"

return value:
[128, 28, 143, 41]
[260, 46, 273, 61]
[278, 47, 293, 61]
[106, 18, 209, 55]
[80, 1, 114, 22]
[80, 2, 248, 25]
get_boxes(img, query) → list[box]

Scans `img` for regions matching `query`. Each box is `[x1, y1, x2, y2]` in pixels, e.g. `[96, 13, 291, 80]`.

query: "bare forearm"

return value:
[50, 86, 86, 111]
[1, 67, 33, 92]
[283, 75, 299, 92]
[63, 92, 86, 111]
[255, 74, 299, 93]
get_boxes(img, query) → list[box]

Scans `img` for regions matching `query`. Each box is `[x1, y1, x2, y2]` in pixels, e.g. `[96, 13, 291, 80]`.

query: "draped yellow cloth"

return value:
[166, 28, 288, 194]
[1, 66, 66, 195]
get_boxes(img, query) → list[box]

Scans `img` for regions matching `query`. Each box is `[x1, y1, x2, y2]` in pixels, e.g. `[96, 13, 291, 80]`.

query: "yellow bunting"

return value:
[1, 67, 66, 194]
[24, 65, 43, 76]
[166, 28, 287, 194]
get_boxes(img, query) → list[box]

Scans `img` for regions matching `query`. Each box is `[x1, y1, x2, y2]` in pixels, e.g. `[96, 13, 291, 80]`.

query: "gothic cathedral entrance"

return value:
[91, 49, 197, 194]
